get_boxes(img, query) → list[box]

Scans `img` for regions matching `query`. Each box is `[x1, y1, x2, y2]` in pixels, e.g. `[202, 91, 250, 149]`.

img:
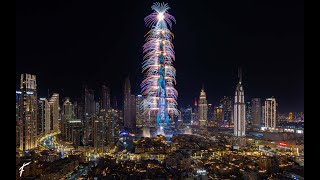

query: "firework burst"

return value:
[141, 2, 179, 127]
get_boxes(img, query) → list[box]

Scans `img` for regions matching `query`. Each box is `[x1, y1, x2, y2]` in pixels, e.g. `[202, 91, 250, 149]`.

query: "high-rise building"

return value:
[207, 104, 214, 123]
[181, 107, 192, 124]
[61, 98, 73, 139]
[264, 98, 277, 129]
[141, 3, 178, 131]
[105, 109, 120, 146]
[101, 85, 111, 110]
[16, 91, 22, 148]
[123, 76, 133, 129]
[251, 98, 262, 129]
[93, 116, 105, 152]
[136, 95, 144, 127]
[246, 102, 252, 127]
[213, 105, 224, 127]
[192, 98, 198, 125]
[83, 87, 95, 145]
[49, 93, 59, 133]
[84, 88, 95, 116]
[19, 74, 38, 150]
[38, 99, 45, 136]
[65, 119, 82, 149]
[130, 94, 136, 128]
[198, 88, 208, 127]
[38, 98, 50, 136]
[234, 69, 246, 137]
[219, 96, 233, 126]
[262, 105, 265, 127]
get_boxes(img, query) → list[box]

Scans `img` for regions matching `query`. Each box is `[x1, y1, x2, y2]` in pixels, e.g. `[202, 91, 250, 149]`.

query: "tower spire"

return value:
[238, 67, 242, 84]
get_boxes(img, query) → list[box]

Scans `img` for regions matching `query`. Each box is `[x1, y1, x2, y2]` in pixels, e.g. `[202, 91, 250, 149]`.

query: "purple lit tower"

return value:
[141, 2, 178, 134]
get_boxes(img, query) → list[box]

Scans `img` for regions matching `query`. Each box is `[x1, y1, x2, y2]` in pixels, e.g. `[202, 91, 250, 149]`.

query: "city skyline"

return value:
[16, 2, 304, 179]
[16, 0, 304, 113]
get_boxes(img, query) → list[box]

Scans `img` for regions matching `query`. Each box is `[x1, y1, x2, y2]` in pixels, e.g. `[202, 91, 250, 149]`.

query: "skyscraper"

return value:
[93, 116, 105, 152]
[181, 107, 192, 124]
[106, 109, 120, 146]
[131, 94, 136, 128]
[264, 98, 277, 129]
[16, 91, 21, 148]
[49, 93, 59, 133]
[192, 98, 198, 125]
[65, 119, 82, 149]
[141, 3, 178, 131]
[61, 98, 73, 139]
[213, 105, 224, 127]
[19, 73, 38, 150]
[83, 87, 95, 145]
[198, 88, 208, 127]
[262, 105, 265, 127]
[234, 69, 246, 137]
[136, 95, 144, 127]
[38, 98, 50, 136]
[251, 98, 261, 129]
[123, 76, 135, 129]
[101, 85, 111, 110]
[246, 102, 252, 127]
[219, 96, 233, 126]
[207, 104, 214, 123]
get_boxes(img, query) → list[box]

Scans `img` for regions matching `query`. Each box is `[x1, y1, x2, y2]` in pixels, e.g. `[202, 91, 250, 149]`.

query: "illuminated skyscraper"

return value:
[181, 106, 192, 124]
[38, 98, 50, 136]
[19, 73, 38, 150]
[141, 3, 178, 131]
[264, 98, 277, 129]
[83, 87, 95, 145]
[219, 96, 233, 126]
[49, 93, 59, 133]
[123, 76, 135, 129]
[61, 98, 73, 139]
[207, 104, 214, 123]
[131, 94, 136, 128]
[262, 105, 265, 127]
[251, 98, 262, 129]
[234, 69, 246, 137]
[192, 98, 198, 125]
[93, 116, 105, 152]
[213, 105, 224, 127]
[101, 85, 111, 110]
[198, 88, 208, 127]
[246, 102, 252, 127]
[65, 119, 82, 149]
[136, 95, 144, 127]
[16, 91, 21, 148]
[106, 109, 120, 146]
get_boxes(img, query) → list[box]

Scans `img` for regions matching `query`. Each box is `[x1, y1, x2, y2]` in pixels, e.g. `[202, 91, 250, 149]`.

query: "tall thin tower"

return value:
[101, 85, 111, 110]
[141, 2, 178, 131]
[198, 87, 208, 127]
[234, 68, 246, 136]
[123, 76, 134, 129]
[19, 74, 38, 150]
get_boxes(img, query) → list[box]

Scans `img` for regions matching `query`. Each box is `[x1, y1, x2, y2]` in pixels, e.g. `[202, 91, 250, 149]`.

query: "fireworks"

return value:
[141, 2, 178, 126]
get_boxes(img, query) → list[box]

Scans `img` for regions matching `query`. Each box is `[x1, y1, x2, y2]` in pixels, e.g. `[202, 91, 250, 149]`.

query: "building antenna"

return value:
[238, 67, 242, 84]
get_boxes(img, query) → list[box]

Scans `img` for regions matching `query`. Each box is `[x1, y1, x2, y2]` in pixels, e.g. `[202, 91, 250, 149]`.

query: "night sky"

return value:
[16, 0, 304, 113]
